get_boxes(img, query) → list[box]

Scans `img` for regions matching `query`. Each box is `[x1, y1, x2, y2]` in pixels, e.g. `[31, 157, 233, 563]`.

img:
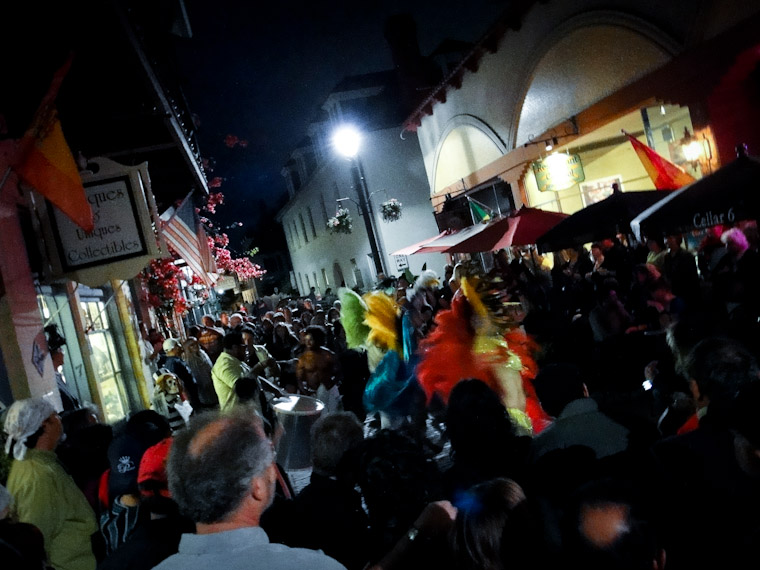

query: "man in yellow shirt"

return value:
[4, 397, 98, 570]
[211, 332, 251, 411]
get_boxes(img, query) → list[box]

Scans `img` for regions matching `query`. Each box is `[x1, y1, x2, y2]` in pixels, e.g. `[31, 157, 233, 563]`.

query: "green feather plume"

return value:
[338, 287, 371, 349]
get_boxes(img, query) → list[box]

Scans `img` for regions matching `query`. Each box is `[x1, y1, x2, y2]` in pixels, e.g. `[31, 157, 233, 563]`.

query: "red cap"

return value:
[138, 437, 173, 498]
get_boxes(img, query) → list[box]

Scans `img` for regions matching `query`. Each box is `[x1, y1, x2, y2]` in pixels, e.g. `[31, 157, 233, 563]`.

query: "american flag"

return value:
[160, 193, 216, 287]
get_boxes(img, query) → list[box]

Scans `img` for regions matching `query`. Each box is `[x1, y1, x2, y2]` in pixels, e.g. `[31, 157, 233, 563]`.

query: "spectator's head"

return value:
[590, 242, 604, 260]
[310, 412, 364, 477]
[327, 307, 340, 323]
[646, 237, 664, 253]
[303, 325, 327, 349]
[219, 312, 230, 327]
[445, 379, 517, 470]
[107, 433, 150, 500]
[234, 376, 260, 403]
[240, 326, 256, 347]
[126, 409, 172, 447]
[60, 404, 100, 435]
[223, 332, 246, 361]
[272, 312, 286, 324]
[3, 397, 61, 459]
[665, 234, 683, 251]
[312, 310, 326, 327]
[168, 410, 275, 525]
[564, 479, 664, 570]
[721, 226, 749, 256]
[274, 322, 295, 342]
[138, 437, 178, 516]
[229, 313, 244, 329]
[533, 363, 588, 418]
[451, 478, 530, 570]
[162, 337, 183, 357]
[183, 337, 202, 357]
[684, 336, 759, 420]
[201, 315, 215, 327]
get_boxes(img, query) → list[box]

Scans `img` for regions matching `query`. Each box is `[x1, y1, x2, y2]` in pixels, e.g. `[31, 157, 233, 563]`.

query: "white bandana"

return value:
[3, 397, 57, 460]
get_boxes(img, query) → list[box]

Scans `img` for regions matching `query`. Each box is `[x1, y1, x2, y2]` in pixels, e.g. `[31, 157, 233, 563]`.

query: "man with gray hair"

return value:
[153, 409, 345, 570]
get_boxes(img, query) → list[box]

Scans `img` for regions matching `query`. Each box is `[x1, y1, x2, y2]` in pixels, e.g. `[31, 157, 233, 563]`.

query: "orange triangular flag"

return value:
[14, 57, 94, 232]
[624, 130, 696, 190]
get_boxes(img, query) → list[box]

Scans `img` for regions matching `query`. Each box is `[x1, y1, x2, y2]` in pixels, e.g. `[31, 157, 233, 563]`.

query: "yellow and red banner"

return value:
[14, 56, 94, 232]
[625, 130, 696, 191]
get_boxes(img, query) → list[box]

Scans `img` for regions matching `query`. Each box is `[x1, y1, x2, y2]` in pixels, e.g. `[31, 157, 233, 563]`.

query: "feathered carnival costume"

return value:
[338, 270, 441, 419]
[416, 274, 551, 435]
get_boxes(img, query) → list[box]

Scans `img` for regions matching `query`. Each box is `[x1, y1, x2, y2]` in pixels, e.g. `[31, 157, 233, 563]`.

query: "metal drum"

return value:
[272, 395, 325, 470]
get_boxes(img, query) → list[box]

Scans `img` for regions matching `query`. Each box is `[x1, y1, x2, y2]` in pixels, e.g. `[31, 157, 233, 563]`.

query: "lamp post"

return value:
[332, 125, 386, 277]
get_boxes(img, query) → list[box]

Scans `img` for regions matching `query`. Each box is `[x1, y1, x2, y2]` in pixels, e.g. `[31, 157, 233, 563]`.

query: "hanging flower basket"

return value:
[327, 207, 353, 234]
[381, 198, 402, 222]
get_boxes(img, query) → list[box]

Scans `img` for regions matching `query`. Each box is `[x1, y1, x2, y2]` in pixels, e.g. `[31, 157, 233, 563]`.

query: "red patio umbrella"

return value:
[426, 207, 568, 254]
[390, 230, 452, 256]
[491, 207, 569, 250]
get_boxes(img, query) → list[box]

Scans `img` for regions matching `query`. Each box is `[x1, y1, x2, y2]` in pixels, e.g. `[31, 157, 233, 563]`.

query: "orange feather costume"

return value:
[416, 276, 551, 434]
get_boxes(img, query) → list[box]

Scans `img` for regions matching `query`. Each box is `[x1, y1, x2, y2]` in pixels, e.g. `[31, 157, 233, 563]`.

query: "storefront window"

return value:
[523, 104, 700, 215]
[80, 299, 128, 423]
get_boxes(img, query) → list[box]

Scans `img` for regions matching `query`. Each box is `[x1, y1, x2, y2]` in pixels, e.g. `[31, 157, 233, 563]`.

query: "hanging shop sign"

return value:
[532, 153, 585, 192]
[215, 274, 238, 292]
[41, 157, 163, 287]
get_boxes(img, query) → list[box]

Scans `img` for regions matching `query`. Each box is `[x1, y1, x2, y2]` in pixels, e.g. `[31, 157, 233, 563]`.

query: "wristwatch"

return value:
[406, 527, 420, 542]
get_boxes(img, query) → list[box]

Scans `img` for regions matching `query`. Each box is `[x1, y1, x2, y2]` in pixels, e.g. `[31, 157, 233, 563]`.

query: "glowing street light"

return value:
[332, 125, 362, 158]
[331, 124, 386, 277]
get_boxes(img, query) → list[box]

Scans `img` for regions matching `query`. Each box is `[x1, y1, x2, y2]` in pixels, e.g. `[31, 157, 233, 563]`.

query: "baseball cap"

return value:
[138, 437, 173, 498]
[107, 434, 149, 499]
[162, 338, 182, 352]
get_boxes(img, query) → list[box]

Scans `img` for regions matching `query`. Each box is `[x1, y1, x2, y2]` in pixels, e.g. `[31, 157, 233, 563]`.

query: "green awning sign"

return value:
[532, 153, 585, 192]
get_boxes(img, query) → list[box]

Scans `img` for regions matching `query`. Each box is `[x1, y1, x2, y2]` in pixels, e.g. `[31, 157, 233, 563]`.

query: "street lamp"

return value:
[331, 125, 386, 277]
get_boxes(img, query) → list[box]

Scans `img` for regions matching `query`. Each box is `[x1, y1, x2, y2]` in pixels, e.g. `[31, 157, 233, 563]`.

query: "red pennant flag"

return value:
[624, 130, 696, 190]
[14, 56, 94, 232]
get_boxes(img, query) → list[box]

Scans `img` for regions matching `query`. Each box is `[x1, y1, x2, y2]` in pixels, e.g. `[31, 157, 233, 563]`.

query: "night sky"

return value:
[172, 0, 510, 253]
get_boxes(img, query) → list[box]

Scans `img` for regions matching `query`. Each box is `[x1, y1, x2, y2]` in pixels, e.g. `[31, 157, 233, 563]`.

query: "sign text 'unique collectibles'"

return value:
[53, 175, 147, 271]
[532, 153, 585, 192]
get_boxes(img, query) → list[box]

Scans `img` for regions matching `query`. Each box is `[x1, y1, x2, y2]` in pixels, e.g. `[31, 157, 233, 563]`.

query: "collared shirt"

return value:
[7, 448, 98, 570]
[211, 351, 251, 411]
[152, 526, 346, 570]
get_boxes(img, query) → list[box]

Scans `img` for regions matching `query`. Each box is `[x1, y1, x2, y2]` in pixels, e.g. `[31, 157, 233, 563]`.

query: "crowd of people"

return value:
[1, 221, 760, 570]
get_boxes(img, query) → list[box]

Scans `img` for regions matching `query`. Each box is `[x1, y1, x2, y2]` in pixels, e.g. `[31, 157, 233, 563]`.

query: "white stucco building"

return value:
[276, 14, 469, 296]
[403, 0, 760, 231]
